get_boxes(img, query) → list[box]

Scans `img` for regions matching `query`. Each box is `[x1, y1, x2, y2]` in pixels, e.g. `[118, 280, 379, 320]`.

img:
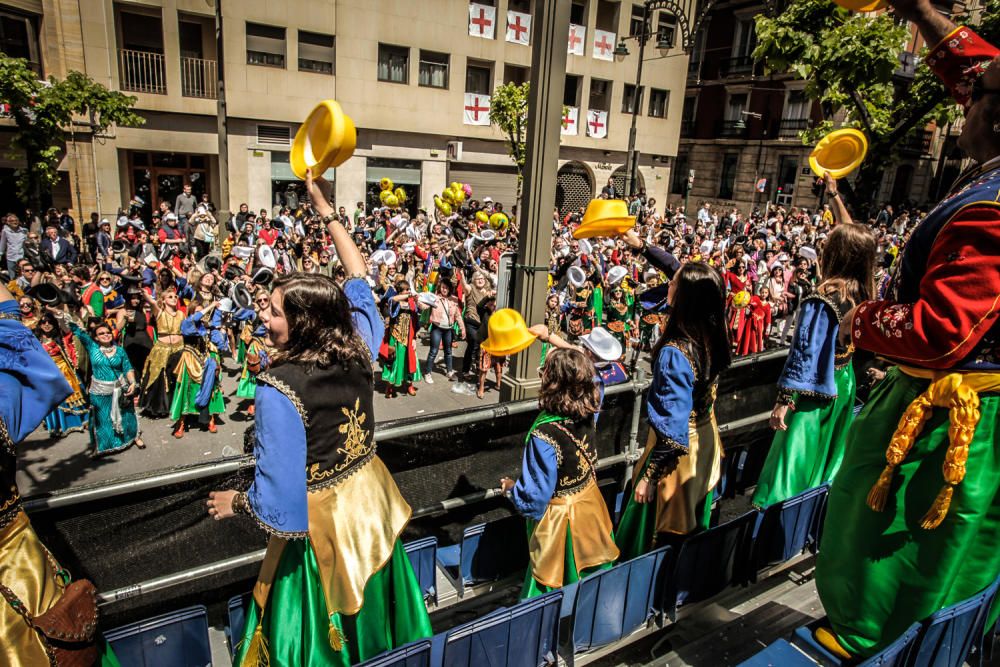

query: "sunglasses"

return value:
[970, 75, 1000, 104]
[255, 299, 270, 306]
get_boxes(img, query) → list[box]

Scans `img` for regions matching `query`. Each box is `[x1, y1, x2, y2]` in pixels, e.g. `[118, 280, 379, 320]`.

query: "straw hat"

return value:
[579, 327, 623, 362]
[572, 199, 636, 240]
[809, 128, 868, 180]
[481, 308, 537, 356]
[290, 100, 357, 180]
[567, 266, 587, 288]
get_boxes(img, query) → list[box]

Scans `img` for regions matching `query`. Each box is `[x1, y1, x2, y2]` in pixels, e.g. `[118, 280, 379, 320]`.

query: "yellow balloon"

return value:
[385, 193, 399, 208]
[394, 187, 407, 203]
[380, 178, 394, 192]
[442, 189, 455, 205]
[489, 212, 509, 232]
[434, 196, 452, 216]
[475, 210, 489, 224]
[379, 190, 391, 204]
[450, 182, 461, 192]
[451, 187, 466, 205]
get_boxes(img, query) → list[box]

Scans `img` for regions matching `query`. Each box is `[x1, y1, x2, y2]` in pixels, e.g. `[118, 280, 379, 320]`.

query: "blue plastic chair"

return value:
[223, 592, 252, 658]
[571, 545, 673, 652]
[104, 605, 211, 667]
[438, 590, 562, 667]
[751, 485, 828, 578]
[404, 535, 439, 605]
[736, 638, 817, 666]
[910, 575, 1000, 667]
[663, 509, 759, 620]
[793, 620, 922, 667]
[359, 639, 433, 667]
[436, 514, 528, 596]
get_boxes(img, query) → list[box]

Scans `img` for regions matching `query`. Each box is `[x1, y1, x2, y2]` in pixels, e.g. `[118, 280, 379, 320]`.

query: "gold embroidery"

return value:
[0, 486, 19, 514]
[335, 397, 371, 472]
[307, 463, 335, 485]
[258, 372, 310, 426]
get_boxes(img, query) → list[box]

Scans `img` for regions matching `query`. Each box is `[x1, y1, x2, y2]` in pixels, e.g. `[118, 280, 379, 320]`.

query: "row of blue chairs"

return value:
[102, 483, 834, 666]
[739, 575, 1000, 667]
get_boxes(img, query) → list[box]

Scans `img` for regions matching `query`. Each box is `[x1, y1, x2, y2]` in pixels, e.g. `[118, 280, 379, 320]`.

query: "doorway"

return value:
[128, 151, 209, 222]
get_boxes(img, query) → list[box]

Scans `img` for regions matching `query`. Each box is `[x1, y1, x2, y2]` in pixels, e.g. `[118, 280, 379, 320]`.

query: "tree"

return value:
[489, 81, 530, 210]
[753, 0, 1000, 210]
[0, 55, 144, 211]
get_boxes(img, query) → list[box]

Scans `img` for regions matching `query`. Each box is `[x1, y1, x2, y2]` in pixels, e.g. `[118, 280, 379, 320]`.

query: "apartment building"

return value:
[0, 0, 691, 222]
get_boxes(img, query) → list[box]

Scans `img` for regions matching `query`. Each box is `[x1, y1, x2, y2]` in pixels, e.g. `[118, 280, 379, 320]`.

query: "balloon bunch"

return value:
[434, 182, 473, 215]
[378, 178, 407, 209]
[488, 212, 509, 233]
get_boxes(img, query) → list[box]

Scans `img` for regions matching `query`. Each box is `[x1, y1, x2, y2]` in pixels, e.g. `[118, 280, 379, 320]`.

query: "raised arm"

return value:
[306, 170, 366, 277]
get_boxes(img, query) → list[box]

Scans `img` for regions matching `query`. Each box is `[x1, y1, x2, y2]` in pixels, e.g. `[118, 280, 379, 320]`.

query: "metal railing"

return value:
[181, 56, 217, 99]
[118, 49, 166, 95]
[901, 129, 934, 156]
[719, 120, 748, 138]
[719, 55, 754, 77]
[680, 119, 695, 137]
[778, 118, 810, 138]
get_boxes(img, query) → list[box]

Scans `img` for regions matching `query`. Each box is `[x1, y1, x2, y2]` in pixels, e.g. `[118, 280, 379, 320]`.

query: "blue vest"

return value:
[890, 164, 1000, 370]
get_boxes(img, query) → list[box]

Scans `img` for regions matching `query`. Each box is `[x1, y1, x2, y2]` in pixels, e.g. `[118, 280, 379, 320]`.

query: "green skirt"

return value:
[236, 371, 257, 400]
[816, 367, 1000, 657]
[236, 339, 247, 365]
[169, 367, 225, 421]
[521, 520, 613, 599]
[381, 340, 422, 387]
[752, 364, 856, 508]
[234, 539, 431, 667]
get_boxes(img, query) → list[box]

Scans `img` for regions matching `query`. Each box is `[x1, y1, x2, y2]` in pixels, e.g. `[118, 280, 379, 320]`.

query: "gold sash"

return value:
[173, 348, 205, 385]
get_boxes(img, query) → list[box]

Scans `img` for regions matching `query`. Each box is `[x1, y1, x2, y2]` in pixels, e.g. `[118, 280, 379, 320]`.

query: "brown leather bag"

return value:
[1, 577, 99, 667]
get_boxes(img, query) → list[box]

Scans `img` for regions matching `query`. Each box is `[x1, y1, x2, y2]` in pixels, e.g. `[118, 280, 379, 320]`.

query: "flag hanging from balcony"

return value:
[464, 93, 492, 126]
[587, 110, 608, 138]
[506, 10, 531, 45]
[593, 30, 616, 61]
[568, 24, 586, 56]
[561, 107, 579, 136]
[469, 3, 496, 39]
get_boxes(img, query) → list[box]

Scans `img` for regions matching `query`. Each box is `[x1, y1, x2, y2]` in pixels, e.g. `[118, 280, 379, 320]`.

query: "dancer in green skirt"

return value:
[207, 171, 430, 667]
[616, 262, 731, 560]
[752, 223, 876, 508]
[378, 276, 422, 398]
[170, 305, 225, 438]
[500, 348, 619, 598]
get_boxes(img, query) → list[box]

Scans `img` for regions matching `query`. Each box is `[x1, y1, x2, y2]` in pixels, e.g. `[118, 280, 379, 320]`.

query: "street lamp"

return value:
[614, 40, 630, 62]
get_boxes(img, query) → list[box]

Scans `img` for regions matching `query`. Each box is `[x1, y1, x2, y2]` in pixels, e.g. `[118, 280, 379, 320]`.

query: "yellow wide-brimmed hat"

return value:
[832, 0, 886, 11]
[573, 199, 636, 239]
[481, 308, 537, 356]
[290, 100, 357, 180]
[809, 128, 868, 179]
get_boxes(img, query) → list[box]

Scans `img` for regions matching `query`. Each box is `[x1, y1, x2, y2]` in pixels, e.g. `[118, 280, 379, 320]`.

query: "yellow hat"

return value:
[481, 308, 537, 356]
[573, 199, 636, 240]
[290, 100, 357, 180]
[809, 128, 868, 179]
[832, 0, 886, 11]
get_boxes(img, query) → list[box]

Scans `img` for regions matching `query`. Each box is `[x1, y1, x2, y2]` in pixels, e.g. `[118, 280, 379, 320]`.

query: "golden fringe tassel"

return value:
[329, 622, 346, 652]
[866, 465, 896, 512]
[241, 622, 270, 667]
[920, 485, 954, 530]
[866, 396, 929, 512]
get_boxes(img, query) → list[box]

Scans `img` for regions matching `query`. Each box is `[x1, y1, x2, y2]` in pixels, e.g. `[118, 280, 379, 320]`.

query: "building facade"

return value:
[0, 0, 692, 224]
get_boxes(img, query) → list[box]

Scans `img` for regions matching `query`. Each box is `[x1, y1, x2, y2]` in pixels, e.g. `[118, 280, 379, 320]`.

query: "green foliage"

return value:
[0, 55, 144, 208]
[489, 81, 530, 178]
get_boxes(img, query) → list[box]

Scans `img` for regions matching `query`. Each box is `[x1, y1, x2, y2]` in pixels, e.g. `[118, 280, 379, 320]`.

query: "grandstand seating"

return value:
[359, 639, 433, 667]
[105, 604, 212, 667]
[405, 535, 440, 605]
[436, 514, 529, 596]
[749, 484, 828, 578]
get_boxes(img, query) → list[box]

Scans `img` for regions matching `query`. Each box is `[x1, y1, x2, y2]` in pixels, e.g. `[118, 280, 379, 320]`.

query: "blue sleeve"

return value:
[246, 385, 309, 536]
[180, 311, 204, 337]
[510, 434, 559, 521]
[647, 345, 694, 456]
[233, 308, 256, 322]
[643, 245, 680, 278]
[0, 301, 72, 442]
[68, 322, 98, 358]
[343, 278, 384, 362]
[778, 299, 838, 399]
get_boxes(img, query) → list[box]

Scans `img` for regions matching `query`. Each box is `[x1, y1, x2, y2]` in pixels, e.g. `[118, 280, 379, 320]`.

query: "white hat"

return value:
[382, 250, 398, 266]
[143, 254, 158, 267]
[482, 196, 493, 203]
[257, 244, 277, 269]
[402, 242, 416, 254]
[568, 265, 587, 288]
[99, 218, 110, 226]
[370, 249, 387, 265]
[218, 297, 235, 313]
[417, 291, 438, 306]
[606, 265, 628, 286]
[164, 212, 178, 222]
[475, 229, 496, 242]
[700, 240, 714, 255]
[644, 268, 659, 282]
[232, 245, 254, 260]
[578, 239, 593, 256]
[117, 216, 130, 228]
[799, 245, 818, 261]
[579, 327, 623, 362]
[392, 215, 407, 230]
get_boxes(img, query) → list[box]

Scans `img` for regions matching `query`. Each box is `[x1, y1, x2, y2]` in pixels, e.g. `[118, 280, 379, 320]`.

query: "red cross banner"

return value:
[586, 109, 608, 138]
[468, 3, 496, 39]
[568, 24, 586, 56]
[593, 29, 616, 61]
[561, 106, 579, 136]
[506, 10, 531, 45]
[463, 93, 492, 126]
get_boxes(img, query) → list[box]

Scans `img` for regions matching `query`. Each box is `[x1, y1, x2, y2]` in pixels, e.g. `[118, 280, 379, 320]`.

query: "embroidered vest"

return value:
[890, 164, 1000, 369]
[805, 292, 855, 369]
[0, 416, 20, 532]
[532, 418, 598, 498]
[258, 359, 375, 491]
[665, 339, 717, 421]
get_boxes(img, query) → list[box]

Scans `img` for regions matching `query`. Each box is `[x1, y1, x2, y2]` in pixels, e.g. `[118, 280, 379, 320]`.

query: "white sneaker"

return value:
[446, 371, 456, 380]
[425, 374, 434, 384]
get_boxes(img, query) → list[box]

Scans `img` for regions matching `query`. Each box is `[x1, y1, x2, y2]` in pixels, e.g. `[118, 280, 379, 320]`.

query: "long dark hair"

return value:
[817, 223, 876, 311]
[270, 273, 371, 372]
[539, 348, 600, 421]
[652, 262, 731, 382]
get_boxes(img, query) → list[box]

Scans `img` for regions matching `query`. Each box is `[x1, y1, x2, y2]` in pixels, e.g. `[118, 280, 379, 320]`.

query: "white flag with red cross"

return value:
[463, 93, 492, 126]
[593, 29, 616, 61]
[568, 24, 586, 56]
[586, 110, 608, 138]
[561, 106, 579, 136]
[468, 3, 496, 39]
[506, 10, 531, 45]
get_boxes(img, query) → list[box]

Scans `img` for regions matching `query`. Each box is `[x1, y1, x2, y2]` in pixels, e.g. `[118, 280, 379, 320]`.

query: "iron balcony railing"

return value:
[118, 48, 166, 95]
[719, 120, 748, 138]
[778, 118, 810, 138]
[180, 56, 217, 99]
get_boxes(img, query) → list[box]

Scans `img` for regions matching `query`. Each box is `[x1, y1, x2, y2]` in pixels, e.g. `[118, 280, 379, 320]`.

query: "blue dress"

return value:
[70, 322, 141, 455]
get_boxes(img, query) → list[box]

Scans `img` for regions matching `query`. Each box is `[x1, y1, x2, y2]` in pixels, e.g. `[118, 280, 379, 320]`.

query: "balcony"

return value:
[719, 55, 754, 78]
[900, 129, 934, 156]
[119, 49, 166, 95]
[778, 118, 810, 138]
[181, 57, 217, 99]
[718, 120, 748, 138]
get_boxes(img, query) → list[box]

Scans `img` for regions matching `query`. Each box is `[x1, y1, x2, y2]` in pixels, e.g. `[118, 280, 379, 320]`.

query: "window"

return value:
[657, 13, 676, 48]
[783, 90, 809, 120]
[0, 10, 40, 73]
[246, 23, 285, 68]
[648, 88, 669, 118]
[622, 84, 644, 114]
[564, 74, 582, 106]
[419, 50, 449, 88]
[298, 31, 334, 74]
[733, 18, 756, 58]
[725, 93, 747, 122]
[719, 153, 739, 200]
[466, 60, 492, 94]
[681, 95, 697, 135]
[503, 64, 529, 86]
[629, 5, 646, 37]
[570, 0, 587, 24]
[378, 43, 409, 84]
[589, 78, 611, 112]
[595, 0, 618, 31]
[508, 0, 531, 11]
[671, 153, 689, 195]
